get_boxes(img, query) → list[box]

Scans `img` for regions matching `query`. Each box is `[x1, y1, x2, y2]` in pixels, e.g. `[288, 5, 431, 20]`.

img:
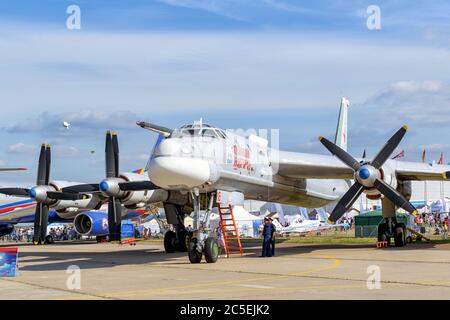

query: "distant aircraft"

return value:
[269, 208, 349, 235]
[63, 121, 70, 130]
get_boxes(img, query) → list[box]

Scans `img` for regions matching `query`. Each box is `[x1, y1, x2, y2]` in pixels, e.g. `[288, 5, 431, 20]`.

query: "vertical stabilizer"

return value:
[334, 97, 350, 151]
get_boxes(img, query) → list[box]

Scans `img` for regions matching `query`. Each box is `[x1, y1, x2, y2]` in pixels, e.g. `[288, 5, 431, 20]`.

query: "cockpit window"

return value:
[170, 124, 226, 139]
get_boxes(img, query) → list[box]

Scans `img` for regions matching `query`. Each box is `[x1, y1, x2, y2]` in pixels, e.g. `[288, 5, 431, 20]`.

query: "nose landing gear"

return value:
[187, 191, 219, 264]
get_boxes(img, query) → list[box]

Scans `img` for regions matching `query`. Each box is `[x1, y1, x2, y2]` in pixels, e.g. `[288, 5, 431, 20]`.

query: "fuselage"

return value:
[148, 124, 350, 208]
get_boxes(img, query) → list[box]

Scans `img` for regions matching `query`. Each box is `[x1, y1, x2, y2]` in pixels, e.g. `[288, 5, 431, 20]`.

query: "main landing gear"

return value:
[187, 191, 219, 264]
[377, 217, 407, 247]
[164, 228, 190, 253]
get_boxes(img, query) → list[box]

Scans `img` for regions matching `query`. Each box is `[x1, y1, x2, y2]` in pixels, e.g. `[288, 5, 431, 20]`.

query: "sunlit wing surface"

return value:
[273, 151, 354, 179]
[273, 151, 450, 182]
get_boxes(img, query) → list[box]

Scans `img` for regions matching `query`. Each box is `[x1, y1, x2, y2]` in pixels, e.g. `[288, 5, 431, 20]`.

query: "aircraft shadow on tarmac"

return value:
[0, 240, 441, 272]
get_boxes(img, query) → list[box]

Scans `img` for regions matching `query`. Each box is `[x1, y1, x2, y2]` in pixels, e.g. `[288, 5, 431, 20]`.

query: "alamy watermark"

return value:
[366, 5, 381, 30]
[66, 4, 81, 30]
[366, 265, 381, 290]
[66, 265, 81, 290]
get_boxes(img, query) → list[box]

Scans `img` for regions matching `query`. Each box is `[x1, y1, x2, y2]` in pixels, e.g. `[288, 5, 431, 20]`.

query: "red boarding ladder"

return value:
[218, 205, 244, 257]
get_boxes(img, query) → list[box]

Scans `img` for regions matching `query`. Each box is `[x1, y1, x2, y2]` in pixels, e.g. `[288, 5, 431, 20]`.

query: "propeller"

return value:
[0, 145, 51, 244]
[62, 131, 160, 242]
[319, 125, 417, 223]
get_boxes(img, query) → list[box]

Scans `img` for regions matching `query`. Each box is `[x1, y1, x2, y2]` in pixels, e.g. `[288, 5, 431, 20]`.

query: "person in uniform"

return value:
[260, 218, 272, 257]
[269, 218, 276, 256]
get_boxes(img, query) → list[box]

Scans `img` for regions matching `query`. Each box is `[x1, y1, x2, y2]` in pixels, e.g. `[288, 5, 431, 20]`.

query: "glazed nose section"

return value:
[148, 156, 211, 189]
[154, 139, 180, 157]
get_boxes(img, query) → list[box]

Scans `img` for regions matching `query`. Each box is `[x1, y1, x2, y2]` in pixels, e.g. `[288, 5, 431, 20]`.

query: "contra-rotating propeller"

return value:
[0, 145, 90, 243]
[0, 145, 51, 244]
[62, 131, 159, 242]
[319, 125, 417, 223]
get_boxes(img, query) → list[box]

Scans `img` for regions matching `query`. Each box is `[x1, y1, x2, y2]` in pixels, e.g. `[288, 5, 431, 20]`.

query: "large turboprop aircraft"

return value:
[61, 99, 450, 263]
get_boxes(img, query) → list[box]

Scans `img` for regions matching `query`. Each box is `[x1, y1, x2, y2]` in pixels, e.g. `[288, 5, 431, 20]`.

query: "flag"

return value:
[438, 153, 444, 165]
[391, 150, 405, 160]
[422, 149, 426, 163]
[132, 168, 146, 174]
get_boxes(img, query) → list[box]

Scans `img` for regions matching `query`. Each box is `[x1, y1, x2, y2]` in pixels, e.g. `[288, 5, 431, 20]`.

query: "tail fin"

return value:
[334, 97, 350, 151]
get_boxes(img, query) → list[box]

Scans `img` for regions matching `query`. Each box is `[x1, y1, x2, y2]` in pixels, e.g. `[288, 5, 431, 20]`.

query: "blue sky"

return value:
[0, 0, 450, 183]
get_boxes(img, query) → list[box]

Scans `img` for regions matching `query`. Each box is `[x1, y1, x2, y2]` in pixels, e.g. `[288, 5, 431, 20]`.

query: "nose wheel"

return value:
[186, 191, 218, 263]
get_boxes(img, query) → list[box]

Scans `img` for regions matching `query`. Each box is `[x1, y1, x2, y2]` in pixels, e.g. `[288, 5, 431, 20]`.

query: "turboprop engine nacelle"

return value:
[74, 211, 109, 236]
[32, 180, 102, 212]
[99, 172, 170, 208]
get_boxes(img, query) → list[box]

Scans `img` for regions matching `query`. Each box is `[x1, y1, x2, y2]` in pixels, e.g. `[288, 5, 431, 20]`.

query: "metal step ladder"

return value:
[218, 205, 244, 257]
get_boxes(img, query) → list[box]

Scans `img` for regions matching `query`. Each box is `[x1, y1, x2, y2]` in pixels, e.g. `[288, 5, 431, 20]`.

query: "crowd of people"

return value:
[0, 226, 80, 242]
[414, 212, 449, 239]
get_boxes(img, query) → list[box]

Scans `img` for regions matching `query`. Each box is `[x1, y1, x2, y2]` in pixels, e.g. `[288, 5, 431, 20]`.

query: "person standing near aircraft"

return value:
[260, 218, 272, 257]
[270, 218, 276, 256]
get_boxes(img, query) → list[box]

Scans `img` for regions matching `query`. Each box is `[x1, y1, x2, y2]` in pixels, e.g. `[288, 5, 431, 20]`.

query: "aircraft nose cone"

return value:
[359, 168, 371, 180]
[148, 156, 212, 189]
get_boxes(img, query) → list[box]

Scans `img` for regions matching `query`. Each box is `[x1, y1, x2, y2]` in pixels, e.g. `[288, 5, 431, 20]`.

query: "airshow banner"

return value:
[0, 247, 18, 277]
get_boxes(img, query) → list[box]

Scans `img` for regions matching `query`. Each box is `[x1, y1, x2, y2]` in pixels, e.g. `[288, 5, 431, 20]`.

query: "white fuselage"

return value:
[148, 128, 350, 208]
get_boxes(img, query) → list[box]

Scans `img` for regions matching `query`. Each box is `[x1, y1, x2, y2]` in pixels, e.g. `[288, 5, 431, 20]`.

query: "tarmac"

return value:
[1, 240, 450, 300]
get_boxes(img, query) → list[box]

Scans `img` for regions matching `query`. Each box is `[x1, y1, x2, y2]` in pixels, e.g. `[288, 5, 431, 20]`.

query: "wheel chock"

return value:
[376, 241, 388, 248]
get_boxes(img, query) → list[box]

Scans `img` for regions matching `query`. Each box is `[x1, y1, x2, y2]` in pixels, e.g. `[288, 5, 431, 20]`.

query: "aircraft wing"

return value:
[273, 151, 354, 179]
[393, 161, 450, 181]
[0, 168, 27, 172]
[273, 151, 450, 181]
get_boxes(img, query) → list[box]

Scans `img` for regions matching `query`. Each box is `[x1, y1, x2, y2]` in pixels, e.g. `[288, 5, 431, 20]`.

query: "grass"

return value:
[138, 229, 450, 245]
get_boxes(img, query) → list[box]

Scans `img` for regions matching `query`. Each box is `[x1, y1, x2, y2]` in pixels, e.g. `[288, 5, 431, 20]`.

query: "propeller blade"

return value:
[45, 145, 51, 185]
[33, 203, 49, 244]
[36, 144, 47, 186]
[329, 182, 365, 223]
[371, 125, 408, 169]
[0, 188, 30, 197]
[373, 179, 417, 214]
[62, 184, 100, 193]
[46, 191, 88, 201]
[105, 131, 115, 178]
[319, 136, 361, 171]
[118, 181, 159, 191]
[108, 197, 122, 242]
[112, 132, 119, 178]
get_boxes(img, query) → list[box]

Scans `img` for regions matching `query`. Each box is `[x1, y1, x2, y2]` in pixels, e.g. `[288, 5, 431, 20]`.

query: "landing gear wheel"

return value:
[204, 237, 219, 263]
[176, 230, 189, 252]
[406, 236, 413, 244]
[188, 238, 202, 264]
[394, 223, 406, 247]
[164, 231, 177, 253]
[45, 235, 54, 244]
[96, 235, 107, 243]
[377, 223, 390, 246]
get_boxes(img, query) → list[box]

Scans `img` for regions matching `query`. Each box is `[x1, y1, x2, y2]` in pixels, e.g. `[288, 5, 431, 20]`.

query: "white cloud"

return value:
[8, 143, 37, 154]
[1, 25, 450, 123]
[361, 80, 450, 126]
